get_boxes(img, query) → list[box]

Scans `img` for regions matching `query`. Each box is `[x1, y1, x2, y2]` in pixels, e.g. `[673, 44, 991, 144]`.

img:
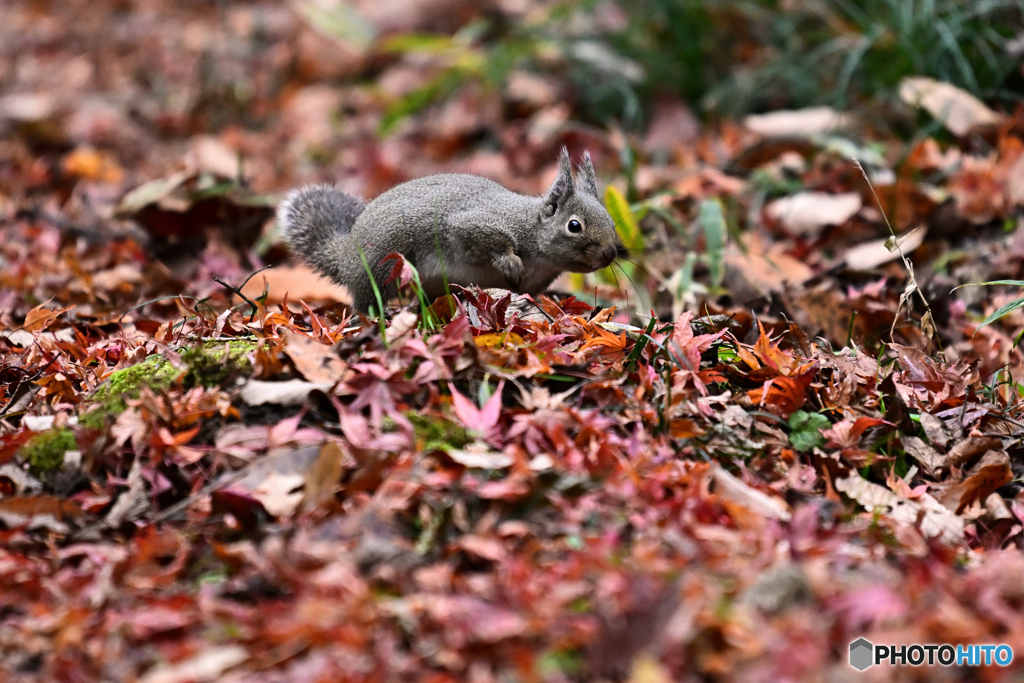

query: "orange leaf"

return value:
[474, 332, 526, 349]
[579, 327, 627, 357]
[669, 419, 705, 439]
[23, 303, 75, 333]
[747, 375, 812, 417]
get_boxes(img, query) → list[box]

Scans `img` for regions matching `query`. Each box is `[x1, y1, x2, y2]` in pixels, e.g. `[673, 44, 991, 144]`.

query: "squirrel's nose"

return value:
[600, 244, 618, 266]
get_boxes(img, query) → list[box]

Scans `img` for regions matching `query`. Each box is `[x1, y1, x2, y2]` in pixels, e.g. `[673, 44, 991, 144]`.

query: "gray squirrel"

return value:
[277, 147, 623, 312]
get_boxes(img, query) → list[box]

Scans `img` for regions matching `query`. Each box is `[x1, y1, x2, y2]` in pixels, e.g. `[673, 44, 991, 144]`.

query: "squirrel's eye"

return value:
[567, 219, 583, 234]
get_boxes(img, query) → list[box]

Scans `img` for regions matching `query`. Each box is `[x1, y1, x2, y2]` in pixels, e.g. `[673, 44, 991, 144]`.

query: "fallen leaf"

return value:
[444, 443, 515, 469]
[0, 92, 55, 122]
[421, 594, 529, 644]
[474, 331, 526, 348]
[283, 329, 347, 383]
[138, 645, 249, 683]
[450, 381, 504, 438]
[710, 464, 791, 521]
[919, 413, 952, 449]
[899, 77, 1004, 137]
[765, 192, 862, 239]
[954, 450, 1012, 514]
[836, 474, 963, 544]
[302, 441, 348, 511]
[453, 534, 506, 562]
[385, 310, 419, 344]
[843, 226, 926, 271]
[252, 471, 306, 517]
[901, 436, 947, 477]
[947, 436, 1002, 468]
[22, 303, 75, 333]
[239, 265, 353, 305]
[743, 106, 851, 137]
[62, 146, 124, 183]
[116, 170, 192, 215]
[239, 379, 334, 406]
[724, 233, 813, 296]
[0, 495, 84, 521]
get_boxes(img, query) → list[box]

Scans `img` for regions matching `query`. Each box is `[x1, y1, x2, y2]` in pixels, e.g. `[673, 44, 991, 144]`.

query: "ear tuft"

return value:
[576, 150, 599, 198]
[542, 146, 575, 217]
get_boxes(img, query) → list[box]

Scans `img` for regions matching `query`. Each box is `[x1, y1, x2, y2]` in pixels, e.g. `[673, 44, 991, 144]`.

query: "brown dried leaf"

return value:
[842, 226, 926, 271]
[283, 329, 347, 383]
[710, 464, 791, 521]
[302, 441, 348, 511]
[836, 474, 963, 544]
[22, 303, 75, 333]
[138, 645, 249, 683]
[919, 412, 952, 449]
[239, 379, 334, 406]
[901, 435, 947, 477]
[743, 106, 851, 137]
[899, 77, 1004, 137]
[955, 450, 1012, 515]
[948, 436, 1002, 468]
[765, 192, 862, 239]
[239, 265, 353, 305]
[724, 234, 813, 296]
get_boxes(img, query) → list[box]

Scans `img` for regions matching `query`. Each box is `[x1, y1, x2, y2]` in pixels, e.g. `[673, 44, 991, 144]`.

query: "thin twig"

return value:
[851, 158, 942, 355]
[213, 275, 260, 323]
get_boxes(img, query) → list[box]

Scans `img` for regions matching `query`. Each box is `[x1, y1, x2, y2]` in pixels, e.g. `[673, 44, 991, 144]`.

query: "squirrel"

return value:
[277, 147, 623, 312]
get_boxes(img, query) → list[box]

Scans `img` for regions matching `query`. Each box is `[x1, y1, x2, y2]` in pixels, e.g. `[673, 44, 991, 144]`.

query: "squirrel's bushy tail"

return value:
[277, 184, 365, 268]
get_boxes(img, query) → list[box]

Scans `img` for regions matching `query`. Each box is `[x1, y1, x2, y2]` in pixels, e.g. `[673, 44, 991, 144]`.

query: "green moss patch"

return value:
[22, 428, 76, 475]
[407, 412, 471, 451]
[82, 339, 255, 427]
[180, 339, 254, 387]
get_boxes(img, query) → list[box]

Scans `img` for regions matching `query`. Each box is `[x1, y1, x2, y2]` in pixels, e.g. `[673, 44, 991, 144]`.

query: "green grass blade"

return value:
[978, 297, 1024, 330]
[699, 198, 727, 290]
[952, 280, 1024, 291]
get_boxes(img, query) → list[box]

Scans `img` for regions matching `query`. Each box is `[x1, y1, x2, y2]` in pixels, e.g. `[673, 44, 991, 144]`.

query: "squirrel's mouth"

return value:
[570, 259, 613, 273]
[569, 245, 620, 272]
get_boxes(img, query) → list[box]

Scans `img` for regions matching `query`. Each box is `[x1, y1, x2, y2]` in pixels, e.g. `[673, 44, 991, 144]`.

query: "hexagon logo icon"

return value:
[849, 638, 874, 671]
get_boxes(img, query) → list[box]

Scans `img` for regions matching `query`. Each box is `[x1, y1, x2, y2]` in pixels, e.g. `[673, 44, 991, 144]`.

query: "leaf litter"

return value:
[2, 2, 1024, 681]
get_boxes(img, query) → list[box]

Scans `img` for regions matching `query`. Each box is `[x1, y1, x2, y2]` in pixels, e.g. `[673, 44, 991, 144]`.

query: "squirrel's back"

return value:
[352, 174, 535, 236]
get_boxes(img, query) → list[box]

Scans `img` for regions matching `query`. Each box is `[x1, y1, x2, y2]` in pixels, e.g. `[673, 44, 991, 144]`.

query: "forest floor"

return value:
[3, 1, 1024, 682]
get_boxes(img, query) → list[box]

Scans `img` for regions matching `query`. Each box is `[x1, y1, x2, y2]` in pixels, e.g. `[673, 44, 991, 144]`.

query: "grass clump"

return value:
[614, 0, 1023, 117]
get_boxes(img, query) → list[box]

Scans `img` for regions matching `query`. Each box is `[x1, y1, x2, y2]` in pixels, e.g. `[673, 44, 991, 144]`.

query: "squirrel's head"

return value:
[537, 148, 623, 273]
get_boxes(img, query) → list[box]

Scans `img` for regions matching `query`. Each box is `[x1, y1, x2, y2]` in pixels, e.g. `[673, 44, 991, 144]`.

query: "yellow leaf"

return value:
[474, 332, 525, 348]
[604, 185, 644, 253]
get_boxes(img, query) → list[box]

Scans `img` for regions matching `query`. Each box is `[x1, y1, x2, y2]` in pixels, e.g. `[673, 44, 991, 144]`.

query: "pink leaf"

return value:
[450, 381, 504, 436]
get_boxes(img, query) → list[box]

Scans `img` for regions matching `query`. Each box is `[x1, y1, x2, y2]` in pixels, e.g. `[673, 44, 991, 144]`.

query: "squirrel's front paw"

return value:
[496, 253, 525, 290]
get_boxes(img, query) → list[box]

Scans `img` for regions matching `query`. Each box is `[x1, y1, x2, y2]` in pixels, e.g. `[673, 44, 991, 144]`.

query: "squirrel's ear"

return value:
[576, 150, 599, 198]
[542, 146, 574, 217]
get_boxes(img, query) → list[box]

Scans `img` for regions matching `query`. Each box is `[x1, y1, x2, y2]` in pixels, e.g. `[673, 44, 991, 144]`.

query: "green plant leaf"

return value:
[295, 1, 376, 51]
[381, 33, 456, 54]
[605, 185, 644, 254]
[977, 297, 1024, 331]
[953, 280, 1024, 290]
[951, 281, 1024, 339]
[788, 410, 830, 452]
[699, 198, 727, 289]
